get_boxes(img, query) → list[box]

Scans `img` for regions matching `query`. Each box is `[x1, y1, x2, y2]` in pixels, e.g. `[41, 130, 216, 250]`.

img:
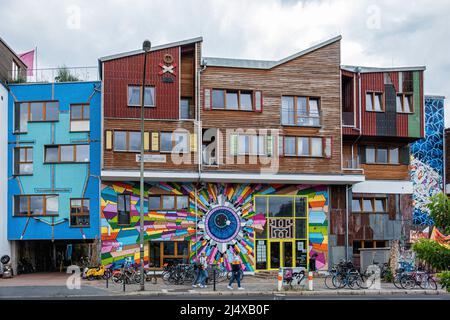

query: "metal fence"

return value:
[8, 66, 99, 83]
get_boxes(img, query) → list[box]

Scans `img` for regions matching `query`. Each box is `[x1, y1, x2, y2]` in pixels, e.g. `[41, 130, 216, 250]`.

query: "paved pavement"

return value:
[0, 272, 447, 299]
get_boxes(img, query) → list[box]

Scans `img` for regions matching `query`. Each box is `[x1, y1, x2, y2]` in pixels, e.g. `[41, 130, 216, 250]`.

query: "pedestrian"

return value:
[227, 251, 244, 290]
[191, 259, 201, 288]
[192, 252, 208, 288]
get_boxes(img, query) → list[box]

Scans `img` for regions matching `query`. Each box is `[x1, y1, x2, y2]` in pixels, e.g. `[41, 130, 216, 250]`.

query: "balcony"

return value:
[281, 109, 322, 127]
[7, 66, 99, 84]
[344, 156, 362, 170]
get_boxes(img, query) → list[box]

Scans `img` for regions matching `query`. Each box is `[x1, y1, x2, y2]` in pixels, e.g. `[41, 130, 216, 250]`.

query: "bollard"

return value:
[122, 268, 126, 292]
[277, 268, 283, 291]
[213, 268, 216, 291]
[106, 272, 109, 288]
[308, 271, 313, 291]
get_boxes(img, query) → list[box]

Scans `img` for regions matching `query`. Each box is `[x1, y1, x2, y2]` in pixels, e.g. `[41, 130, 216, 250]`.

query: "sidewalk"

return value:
[87, 275, 448, 296]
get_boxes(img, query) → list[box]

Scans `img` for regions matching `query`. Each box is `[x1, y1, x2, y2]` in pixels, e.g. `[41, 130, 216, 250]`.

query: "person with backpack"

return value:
[192, 252, 208, 288]
[227, 251, 244, 290]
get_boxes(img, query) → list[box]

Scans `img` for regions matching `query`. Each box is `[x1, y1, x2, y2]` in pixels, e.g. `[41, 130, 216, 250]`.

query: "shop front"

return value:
[100, 182, 329, 272]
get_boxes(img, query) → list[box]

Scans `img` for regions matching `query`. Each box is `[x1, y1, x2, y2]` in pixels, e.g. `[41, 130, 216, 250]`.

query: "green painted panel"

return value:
[408, 71, 421, 138]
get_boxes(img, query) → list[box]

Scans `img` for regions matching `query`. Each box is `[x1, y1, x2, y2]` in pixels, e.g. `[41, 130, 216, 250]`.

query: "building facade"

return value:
[337, 66, 425, 266]
[0, 81, 10, 259]
[7, 81, 101, 271]
[98, 36, 372, 273]
[0, 36, 27, 84]
[410, 96, 445, 226]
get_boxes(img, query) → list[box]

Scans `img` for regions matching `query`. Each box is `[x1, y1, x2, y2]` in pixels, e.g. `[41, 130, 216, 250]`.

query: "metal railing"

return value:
[7, 66, 99, 84]
[344, 157, 361, 169]
[281, 109, 321, 127]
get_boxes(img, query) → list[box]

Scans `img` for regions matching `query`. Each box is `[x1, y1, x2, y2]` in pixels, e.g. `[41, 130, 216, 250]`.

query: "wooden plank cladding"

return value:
[200, 39, 342, 174]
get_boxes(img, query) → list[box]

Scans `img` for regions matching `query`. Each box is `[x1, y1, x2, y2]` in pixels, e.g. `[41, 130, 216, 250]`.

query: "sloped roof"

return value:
[202, 35, 342, 69]
[341, 65, 426, 73]
[98, 36, 203, 63]
[0, 36, 27, 68]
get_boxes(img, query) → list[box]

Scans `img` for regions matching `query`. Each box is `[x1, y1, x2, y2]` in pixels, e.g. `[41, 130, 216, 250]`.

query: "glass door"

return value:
[269, 241, 281, 269]
[269, 240, 295, 269]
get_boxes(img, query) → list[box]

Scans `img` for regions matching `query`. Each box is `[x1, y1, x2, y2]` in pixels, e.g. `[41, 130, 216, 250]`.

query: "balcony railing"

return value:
[344, 156, 361, 169]
[281, 109, 321, 127]
[8, 66, 99, 84]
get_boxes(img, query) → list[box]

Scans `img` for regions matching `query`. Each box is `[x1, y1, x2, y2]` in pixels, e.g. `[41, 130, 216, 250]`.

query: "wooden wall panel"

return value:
[361, 164, 410, 180]
[0, 40, 27, 83]
[201, 40, 342, 174]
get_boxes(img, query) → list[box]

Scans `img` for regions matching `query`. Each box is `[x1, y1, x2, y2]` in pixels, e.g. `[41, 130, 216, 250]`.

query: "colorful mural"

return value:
[100, 182, 329, 271]
[410, 96, 445, 225]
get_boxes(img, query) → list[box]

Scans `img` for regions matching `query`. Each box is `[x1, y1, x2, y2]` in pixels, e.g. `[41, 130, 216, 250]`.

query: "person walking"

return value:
[193, 252, 209, 288]
[227, 251, 244, 290]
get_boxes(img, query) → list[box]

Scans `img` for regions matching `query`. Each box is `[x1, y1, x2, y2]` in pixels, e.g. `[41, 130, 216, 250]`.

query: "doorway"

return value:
[269, 240, 295, 270]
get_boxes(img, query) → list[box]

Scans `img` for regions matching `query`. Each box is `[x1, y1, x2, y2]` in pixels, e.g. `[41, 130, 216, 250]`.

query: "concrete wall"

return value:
[0, 82, 10, 257]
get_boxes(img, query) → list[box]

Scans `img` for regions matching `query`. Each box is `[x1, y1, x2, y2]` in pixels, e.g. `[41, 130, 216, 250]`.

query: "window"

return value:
[148, 195, 190, 211]
[365, 146, 400, 164]
[117, 194, 131, 225]
[396, 94, 414, 113]
[14, 195, 58, 216]
[180, 99, 190, 120]
[70, 199, 90, 227]
[353, 240, 389, 254]
[282, 96, 321, 126]
[211, 89, 255, 111]
[235, 134, 266, 156]
[70, 104, 90, 132]
[149, 241, 190, 268]
[160, 132, 189, 153]
[352, 197, 387, 213]
[113, 131, 141, 152]
[128, 85, 155, 107]
[281, 136, 325, 157]
[14, 101, 59, 133]
[366, 92, 384, 112]
[44, 145, 90, 163]
[14, 147, 33, 175]
[11, 60, 20, 81]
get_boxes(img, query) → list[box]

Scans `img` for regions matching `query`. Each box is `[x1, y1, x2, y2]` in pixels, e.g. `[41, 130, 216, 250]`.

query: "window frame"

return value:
[13, 147, 33, 176]
[365, 92, 385, 112]
[127, 85, 156, 107]
[352, 197, 388, 214]
[365, 146, 400, 165]
[14, 194, 59, 217]
[113, 131, 142, 153]
[281, 95, 321, 127]
[211, 89, 255, 111]
[14, 101, 59, 134]
[396, 93, 414, 113]
[159, 132, 190, 154]
[70, 198, 90, 228]
[44, 144, 90, 163]
[148, 195, 189, 211]
[117, 193, 131, 226]
[280, 136, 325, 158]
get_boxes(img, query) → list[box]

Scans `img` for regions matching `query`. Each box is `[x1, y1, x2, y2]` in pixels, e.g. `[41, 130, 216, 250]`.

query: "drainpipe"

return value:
[345, 185, 353, 261]
[351, 68, 363, 167]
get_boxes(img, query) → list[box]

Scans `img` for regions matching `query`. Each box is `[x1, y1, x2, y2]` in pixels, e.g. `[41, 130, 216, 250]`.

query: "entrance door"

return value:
[269, 240, 294, 270]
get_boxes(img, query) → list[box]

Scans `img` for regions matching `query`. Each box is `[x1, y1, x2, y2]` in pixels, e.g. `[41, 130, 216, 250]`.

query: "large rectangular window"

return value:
[365, 146, 400, 164]
[14, 147, 33, 175]
[70, 199, 90, 227]
[160, 132, 190, 153]
[14, 195, 59, 216]
[70, 104, 90, 132]
[366, 92, 384, 112]
[14, 101, 59, 133]
[281, 136, 325, 157]
[281, 96, 321, 126]
[352, 197, 387, 213]
[44, 145, 90, 163]
[128, 85, 155, 107]
[396, 93, 413, 113]
[148, 195, 189, 211]
[149, 241, 190, 268]
[211, 89, 254, 111]
[113, 131, 141, 152]
[117, 194, 131, 226]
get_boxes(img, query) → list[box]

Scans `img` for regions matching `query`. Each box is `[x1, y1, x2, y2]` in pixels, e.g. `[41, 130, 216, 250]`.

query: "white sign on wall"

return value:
[136, 154, 167, 163]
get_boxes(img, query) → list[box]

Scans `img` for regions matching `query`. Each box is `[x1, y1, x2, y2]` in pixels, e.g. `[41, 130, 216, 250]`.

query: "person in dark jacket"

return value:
[227, 252, 244, 290]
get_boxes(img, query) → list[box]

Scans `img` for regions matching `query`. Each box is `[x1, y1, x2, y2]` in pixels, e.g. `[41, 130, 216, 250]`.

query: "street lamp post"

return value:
[139, 39, 151, 291]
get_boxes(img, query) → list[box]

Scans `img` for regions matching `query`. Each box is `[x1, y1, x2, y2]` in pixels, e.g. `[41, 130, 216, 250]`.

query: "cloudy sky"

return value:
[1, 0, 449, 125]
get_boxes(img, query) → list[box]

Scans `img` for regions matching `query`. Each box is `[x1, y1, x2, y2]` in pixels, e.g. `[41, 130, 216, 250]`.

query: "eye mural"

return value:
[100, 182, 329, 272]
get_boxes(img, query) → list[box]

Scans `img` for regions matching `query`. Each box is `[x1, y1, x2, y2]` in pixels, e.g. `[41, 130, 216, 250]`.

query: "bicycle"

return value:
[400, 269, 438, 290]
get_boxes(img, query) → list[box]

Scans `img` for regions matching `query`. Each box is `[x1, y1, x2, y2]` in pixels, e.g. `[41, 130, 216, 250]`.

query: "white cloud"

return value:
[1, 0, 449, 125]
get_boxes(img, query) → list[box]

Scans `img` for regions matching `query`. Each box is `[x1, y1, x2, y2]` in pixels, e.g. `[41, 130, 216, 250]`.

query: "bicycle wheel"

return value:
[419, 276, 437, 290]
[332, 274, 345, 289]
[393, 275, 403, 289]
[324, 275, 337, 289]
[348, 274, 363, 290]
[112, 275, 123, 284]
[400, 276, 415, 290]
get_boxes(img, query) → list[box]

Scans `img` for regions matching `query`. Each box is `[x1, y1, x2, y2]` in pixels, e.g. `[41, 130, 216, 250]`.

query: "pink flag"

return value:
[19, 49, 34, 76]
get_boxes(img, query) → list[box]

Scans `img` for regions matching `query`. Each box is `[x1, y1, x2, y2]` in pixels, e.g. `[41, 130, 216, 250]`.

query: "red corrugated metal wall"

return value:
[103, 47, 180, 119]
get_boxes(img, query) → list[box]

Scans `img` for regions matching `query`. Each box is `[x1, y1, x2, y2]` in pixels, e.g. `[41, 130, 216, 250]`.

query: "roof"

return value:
[98, 36, 203, 63]
[202, 35, 342, 69]
[341, 65, 426, 73]
[0, 36, 27, 68]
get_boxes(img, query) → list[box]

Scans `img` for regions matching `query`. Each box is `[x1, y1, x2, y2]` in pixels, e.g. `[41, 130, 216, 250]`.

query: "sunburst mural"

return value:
[100, 182, 329, 272]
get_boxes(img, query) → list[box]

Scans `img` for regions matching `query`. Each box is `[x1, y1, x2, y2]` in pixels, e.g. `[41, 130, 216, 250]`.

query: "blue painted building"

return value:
[410, 95, 445, 226]
[7, 81, 101, 271]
